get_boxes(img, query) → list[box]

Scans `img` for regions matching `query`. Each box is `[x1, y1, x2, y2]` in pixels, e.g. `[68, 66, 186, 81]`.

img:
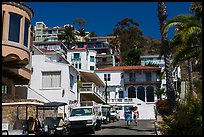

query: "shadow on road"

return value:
[102, 125, 155, 132]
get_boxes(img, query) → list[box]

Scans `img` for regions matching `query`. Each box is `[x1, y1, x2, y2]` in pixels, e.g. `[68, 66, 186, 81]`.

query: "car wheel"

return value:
[90, 126, 95, 134]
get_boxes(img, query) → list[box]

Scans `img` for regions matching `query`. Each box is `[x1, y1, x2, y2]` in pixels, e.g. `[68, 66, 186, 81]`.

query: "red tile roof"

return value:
[96, 66, 160, 71]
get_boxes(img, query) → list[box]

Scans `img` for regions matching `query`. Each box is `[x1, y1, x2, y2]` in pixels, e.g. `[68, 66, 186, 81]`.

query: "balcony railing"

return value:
[71, 57, 81, 61]
[123, 78, 160, 84]
[80, 82, 105, 101]
[107, 98, 134, 103]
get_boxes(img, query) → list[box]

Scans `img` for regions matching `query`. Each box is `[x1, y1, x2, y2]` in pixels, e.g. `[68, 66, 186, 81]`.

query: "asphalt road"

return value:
[71, 119, 156, 135]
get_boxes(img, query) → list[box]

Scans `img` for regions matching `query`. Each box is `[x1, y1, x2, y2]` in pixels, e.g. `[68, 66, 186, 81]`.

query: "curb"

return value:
[154, 121, 162, 135]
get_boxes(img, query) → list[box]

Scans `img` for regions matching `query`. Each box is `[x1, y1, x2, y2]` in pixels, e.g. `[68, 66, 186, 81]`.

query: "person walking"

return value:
[133, 106, 139, 126]
[124, 107, 132, 126]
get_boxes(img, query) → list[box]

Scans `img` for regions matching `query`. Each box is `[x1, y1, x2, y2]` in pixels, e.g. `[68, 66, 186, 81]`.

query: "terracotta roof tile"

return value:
[96, 66, 160, 71]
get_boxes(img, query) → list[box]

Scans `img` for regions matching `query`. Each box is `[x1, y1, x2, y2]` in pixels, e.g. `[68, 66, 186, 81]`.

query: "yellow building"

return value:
[2, 2, 34, 99]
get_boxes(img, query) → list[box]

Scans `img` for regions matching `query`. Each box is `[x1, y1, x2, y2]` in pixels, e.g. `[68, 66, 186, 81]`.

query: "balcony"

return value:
[71, 57, 81, 61]
[80, 82, 105, 103]
[123, 78, 161, 85]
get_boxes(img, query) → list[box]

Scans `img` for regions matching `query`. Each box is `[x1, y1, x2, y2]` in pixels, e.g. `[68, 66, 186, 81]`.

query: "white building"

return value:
[140, 55, 181, 92]
[96, 66, 161, 119]
[25, 46, 78, 115]
[67, 49, 97, 71]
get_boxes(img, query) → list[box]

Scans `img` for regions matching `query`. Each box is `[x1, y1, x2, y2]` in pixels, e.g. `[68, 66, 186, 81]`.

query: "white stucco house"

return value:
[140, 55, 181, 92]
[96, 66, 161, 119]
[25, 46, 79, 115]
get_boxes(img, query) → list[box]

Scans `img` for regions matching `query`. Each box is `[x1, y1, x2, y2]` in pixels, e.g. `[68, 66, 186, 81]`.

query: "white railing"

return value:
[107, 98, 134, 103]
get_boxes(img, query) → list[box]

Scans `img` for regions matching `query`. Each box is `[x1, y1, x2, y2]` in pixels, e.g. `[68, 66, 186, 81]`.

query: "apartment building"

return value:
[96, 66, 161, 119]
[33, 35, 68, 59]
[67, 48, 97, 71]
[33, 21, 89, 43]
[86, 36, 116, 69]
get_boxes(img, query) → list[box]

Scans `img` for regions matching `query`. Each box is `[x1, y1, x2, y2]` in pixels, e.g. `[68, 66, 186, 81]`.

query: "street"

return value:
[71, 120, 156, 135]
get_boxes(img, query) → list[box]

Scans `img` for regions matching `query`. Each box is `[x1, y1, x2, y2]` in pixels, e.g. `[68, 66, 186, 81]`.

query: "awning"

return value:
[80, 70, 105, 87]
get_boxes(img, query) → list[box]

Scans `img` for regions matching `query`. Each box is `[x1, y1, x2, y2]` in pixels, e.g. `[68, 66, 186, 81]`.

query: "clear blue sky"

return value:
[25, 2, 191, 40]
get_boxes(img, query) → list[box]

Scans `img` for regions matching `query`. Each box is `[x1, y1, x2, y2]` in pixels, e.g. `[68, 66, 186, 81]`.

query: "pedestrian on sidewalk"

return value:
[133, 106, 139, 126]
[124, 107, 132, 126]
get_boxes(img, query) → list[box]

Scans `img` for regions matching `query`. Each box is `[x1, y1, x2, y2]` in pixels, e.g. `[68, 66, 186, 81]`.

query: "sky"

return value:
[25, 2, 191, 40]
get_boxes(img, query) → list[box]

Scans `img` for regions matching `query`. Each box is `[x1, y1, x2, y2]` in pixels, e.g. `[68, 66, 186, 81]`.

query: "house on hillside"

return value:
[24, 46, 79, 116]
[140, 55, 181, 93]
[96, 66, 161, 119]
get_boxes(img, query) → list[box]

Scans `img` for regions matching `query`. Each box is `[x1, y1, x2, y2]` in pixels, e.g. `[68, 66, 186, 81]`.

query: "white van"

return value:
[68, 101, 102, 134]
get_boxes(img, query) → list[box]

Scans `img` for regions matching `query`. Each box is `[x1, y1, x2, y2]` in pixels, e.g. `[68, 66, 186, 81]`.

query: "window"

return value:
[24, 18, 30, 47]
[36, 36, 41, 41]
[146, 86, 154, 102]
[128, 86, 136, 98]
[36, 29, 41, 35]
[73, 53, 80, 59]
[119, 91, 124, 98]
[137, 86, 145, 102]
[146, 72, 151, 82]
[43, 30, 48, 34]
[75, 63, 78, 68]
[78, 43, 84, 48]
[2, 11, 5, 34]
[90, 66, 94, 70]
[104, 74, 111, 81]
[129, 73, 135, 82]
[90, 56, 94, 62]
[42, 71, 61, 88]
[9, 12, 22, 43]
[79, 63, 81, 69]
[37, 23, 43, 28]
[2, 83, 9, 94]
[70, 74, 74, 90]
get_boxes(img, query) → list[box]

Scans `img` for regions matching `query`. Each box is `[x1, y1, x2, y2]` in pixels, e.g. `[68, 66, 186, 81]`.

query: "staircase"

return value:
[108, 98, 156, 120]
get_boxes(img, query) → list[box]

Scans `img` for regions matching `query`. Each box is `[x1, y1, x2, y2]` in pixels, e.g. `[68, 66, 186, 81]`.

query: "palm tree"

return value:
[162, 14, 202, 96]
[59, 25, 77, 49]
[158, 2, 176, 113]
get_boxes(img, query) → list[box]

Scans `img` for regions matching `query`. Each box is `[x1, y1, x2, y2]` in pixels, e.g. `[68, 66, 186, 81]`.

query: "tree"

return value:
[88, 31, 98, 37]
[162, 14, 202, 96]
[190, 2, 202, 19]
[112, 18, 144, 65]
[73, 18, 87, 37]
[59, 25, 77, 49]
[158, 2, 176, 113]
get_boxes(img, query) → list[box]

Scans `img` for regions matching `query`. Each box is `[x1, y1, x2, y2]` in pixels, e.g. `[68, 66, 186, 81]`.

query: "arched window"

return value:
[128, 86, 136, 98]
[137, 86, 145, 102]
[146, 86, 154, 102]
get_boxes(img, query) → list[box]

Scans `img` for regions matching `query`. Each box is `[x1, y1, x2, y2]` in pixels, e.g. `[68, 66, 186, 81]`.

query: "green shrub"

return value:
[163, 95, 202, 135]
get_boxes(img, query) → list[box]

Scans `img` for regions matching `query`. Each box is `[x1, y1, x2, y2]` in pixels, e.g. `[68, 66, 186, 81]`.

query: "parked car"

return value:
[101, 105, 111, 124]
[68, 101, 102, 134]
[110, 110, 120, 122]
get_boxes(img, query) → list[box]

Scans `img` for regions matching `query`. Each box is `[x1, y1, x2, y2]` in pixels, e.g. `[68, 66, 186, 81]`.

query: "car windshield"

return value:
[70, 108, 92, 116]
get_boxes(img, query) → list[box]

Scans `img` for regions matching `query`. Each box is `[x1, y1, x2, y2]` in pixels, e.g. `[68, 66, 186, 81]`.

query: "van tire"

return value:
[90, 126, 95, 134]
